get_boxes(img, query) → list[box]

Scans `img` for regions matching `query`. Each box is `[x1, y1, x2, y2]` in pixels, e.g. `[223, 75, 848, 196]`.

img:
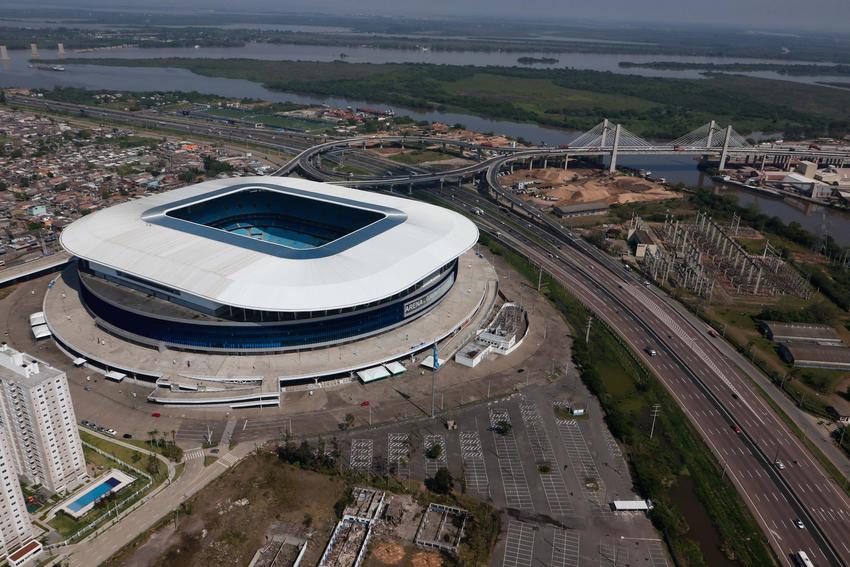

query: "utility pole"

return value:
[585, 316, 593, 343]
[431, 343, 439, 418]
[649, 404, 661, 439]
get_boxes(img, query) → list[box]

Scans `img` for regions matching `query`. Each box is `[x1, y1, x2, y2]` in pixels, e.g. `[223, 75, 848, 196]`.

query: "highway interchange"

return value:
[12, 94, 850, 565]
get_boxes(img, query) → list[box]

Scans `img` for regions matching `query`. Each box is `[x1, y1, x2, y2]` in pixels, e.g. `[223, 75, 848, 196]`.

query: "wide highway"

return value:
[434, 186, 850, 566]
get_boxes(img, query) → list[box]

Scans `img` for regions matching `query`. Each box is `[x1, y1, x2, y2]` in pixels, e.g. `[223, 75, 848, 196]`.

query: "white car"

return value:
[775, 460, 785, 470]
[105, 428, 117, 436]
[795, 519, 805, 529]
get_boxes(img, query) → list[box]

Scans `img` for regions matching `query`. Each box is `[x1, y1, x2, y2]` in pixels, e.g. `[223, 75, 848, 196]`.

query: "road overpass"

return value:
[287, 124, 850, 190]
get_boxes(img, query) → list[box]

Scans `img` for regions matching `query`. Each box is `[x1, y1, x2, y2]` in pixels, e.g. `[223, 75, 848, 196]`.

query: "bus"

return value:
[795, 550, 815, 567]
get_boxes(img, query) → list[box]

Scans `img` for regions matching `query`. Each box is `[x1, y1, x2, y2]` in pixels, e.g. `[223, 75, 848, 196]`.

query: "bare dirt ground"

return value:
[113, 454, 345, 567]
[364, 543, 444, 567]
[502, 167, 680, 207]
[369, 541, 406, 565]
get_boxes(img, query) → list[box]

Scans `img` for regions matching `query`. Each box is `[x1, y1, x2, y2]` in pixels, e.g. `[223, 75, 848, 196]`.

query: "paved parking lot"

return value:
[350, 439, 374, 473]
[490, 408, 535, 511]
[323, 387, 669, 567]
[175, 420, 224, 447]
[502, 520, 536, 567]
[519, 401, 574, 517]
[459, 430, 490, 497]
[423, 434, 447, 478]
[387, 433, 410, 479]
[550, 528, 580, 567]
[557, 419, 609, 514]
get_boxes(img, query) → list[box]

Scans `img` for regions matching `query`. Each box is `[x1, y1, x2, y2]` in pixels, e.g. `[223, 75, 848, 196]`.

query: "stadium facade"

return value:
[58, 177, 479, 354]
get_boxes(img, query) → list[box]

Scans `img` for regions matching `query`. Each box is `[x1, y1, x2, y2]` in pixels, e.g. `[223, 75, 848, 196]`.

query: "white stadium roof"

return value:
[60, 177, 478, 312]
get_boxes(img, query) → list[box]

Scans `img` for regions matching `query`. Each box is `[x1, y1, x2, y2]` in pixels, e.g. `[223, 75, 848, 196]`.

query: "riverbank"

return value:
[43, 58, 850, 139]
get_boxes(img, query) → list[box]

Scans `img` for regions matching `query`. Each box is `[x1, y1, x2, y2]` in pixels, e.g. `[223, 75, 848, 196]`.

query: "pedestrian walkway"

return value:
[220, 416, 238, 449]
[217, 453, 238, 468]
[183, 448, 205, 461]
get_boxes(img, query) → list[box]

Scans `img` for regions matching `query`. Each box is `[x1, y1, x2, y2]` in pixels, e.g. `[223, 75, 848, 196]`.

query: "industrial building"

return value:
[778, 343, 850, 371]
[552, 201, 609, 219]
[0, 345, 88, 493]
[759, 321, 843, 344]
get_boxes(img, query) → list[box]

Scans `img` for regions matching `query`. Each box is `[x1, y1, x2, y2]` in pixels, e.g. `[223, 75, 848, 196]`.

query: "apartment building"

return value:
[0, 345, 87, 494]
[0, 423, 33, 558]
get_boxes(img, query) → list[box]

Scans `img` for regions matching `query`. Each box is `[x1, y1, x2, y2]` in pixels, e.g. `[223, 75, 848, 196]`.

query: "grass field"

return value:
[387, 148, 448, 164]
[51, 58, 850, 139]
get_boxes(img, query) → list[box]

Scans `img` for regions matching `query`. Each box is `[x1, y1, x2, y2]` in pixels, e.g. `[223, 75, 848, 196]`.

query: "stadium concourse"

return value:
[43, 177, 498, 408]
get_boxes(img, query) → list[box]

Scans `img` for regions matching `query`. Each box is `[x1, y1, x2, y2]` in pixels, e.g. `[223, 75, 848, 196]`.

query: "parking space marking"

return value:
[459, 430, 490, 497]
[350, 439, 373, 473]
[424, 434, 447, 478]
[601, 425, 628, 474]
[648, 540, 669, 567]
[176, 421, 224, 446]
[387, 433, 410, 479]
[519, 401, 575, 516]
[551, 529, 580, 567]
[502, 520, 535, 567]
[490, 408, 534, 511]
[557, 419, 609, 514]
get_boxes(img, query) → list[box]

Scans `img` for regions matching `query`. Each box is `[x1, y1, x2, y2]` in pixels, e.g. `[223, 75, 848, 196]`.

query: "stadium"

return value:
[45, 177, 497, 407]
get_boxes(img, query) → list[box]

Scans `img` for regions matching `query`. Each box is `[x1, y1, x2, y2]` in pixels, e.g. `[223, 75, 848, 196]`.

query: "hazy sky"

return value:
[45, 0, 850, 32]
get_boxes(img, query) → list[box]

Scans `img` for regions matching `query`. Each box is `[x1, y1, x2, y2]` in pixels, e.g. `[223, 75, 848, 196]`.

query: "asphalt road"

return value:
[441, 187, 850, 566]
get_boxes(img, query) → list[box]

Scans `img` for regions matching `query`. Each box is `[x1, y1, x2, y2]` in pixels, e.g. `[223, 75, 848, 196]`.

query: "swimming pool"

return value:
[56, 469, 135, 519]
[67, 477, 121, 513]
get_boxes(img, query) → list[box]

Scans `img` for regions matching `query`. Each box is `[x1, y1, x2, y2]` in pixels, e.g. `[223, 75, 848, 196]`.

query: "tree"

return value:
[428, 467, 453, 494]
[425, 443, 443, 460]
[494, 421, 512, 436]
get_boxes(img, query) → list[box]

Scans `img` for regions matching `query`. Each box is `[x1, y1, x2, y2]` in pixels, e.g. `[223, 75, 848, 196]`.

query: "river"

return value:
[1, 54, 849, 243]
[1, 42, 847, 85]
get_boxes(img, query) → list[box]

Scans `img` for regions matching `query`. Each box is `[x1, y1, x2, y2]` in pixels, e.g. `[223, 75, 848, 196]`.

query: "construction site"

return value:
[501, 166, 680, 208]
[319, 488, 386, 567]
[631, 211, 814, 300]
[413, 503, 467, 554]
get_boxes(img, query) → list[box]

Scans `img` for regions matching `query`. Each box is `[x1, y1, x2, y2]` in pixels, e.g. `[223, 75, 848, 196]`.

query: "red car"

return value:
[151, 412, 161, 418]
[733, 425, 742, 434]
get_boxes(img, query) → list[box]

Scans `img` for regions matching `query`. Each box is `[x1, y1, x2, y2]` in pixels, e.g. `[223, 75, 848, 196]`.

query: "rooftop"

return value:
[60, 177, 478, 312]
[0, 344, 63, 386]
[762, 321, 842, 342]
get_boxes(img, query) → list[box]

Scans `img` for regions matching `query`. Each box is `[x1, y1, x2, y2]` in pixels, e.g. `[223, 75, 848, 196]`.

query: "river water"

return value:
[2, 42, 847, 85]
[1, 49, 848, 243]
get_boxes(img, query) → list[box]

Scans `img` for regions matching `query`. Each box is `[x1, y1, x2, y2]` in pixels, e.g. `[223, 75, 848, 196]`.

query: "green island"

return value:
[49, 58, 850, 138]
[620, 60, 850, 76]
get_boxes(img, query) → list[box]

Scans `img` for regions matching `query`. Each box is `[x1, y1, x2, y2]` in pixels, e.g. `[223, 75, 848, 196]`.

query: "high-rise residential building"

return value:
[0, 423, 33, 558]
[0, 345, 87, 494]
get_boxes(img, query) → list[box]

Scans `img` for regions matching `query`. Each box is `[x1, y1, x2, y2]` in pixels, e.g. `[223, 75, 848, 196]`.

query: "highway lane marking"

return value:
[517, 253, 798, 565]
